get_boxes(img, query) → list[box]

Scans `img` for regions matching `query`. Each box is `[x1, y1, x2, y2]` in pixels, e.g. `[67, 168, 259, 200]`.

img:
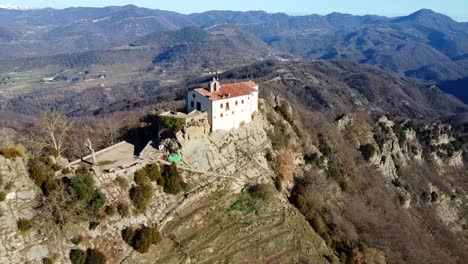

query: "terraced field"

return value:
[125, 186, 335, 264]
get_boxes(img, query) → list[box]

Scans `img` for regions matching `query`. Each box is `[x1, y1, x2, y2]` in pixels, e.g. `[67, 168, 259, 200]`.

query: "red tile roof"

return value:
[193, 81, 257, 101]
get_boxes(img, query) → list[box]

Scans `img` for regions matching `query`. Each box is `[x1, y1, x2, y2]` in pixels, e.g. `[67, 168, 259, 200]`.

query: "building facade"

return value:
[186, 79, 259, 131]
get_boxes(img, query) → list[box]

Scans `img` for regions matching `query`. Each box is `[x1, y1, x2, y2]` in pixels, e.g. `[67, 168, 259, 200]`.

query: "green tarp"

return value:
[168, 154, 181, 163]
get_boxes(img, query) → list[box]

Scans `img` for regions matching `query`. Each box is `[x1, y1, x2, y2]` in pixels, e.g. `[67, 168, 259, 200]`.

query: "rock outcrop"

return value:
[0, 156, 49, 263]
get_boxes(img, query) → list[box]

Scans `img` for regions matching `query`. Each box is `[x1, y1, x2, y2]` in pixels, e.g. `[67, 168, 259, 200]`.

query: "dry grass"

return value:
[0, 145, 26, 159]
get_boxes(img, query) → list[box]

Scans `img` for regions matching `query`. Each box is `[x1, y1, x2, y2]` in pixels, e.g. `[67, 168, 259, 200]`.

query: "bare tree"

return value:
[100, 117, 121, 146]
[85, 138, 97, 165]
[40, 112, 73, 159]
[20, 134, 47, 158]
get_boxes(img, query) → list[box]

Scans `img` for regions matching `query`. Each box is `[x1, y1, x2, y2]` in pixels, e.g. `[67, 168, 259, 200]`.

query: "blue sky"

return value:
[3, 0, 468, 21]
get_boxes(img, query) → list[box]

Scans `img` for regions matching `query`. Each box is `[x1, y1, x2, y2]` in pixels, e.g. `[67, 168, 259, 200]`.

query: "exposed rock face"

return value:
[177, 110, 271, 173]
[434, 193, 467, 233]
[337, 114, 467, 239]
[0, 156, 49, 263]
[336, 114, 354, 131]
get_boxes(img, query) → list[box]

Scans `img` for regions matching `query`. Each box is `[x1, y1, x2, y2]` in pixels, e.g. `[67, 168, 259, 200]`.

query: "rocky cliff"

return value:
[0, 98, 338, 263]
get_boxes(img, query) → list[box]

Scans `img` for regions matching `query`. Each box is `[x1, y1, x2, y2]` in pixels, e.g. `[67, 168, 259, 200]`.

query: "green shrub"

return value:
[70, 174, 96, 203]
[17, 218, 33, 232]
[62, 167, 72, 174]
[338, 179, 349, 192]
[88, 191, 106, 215]
[159, 116, 185, 131]
[121, 227, 136, 244]
[268, 124, 290, 150]
[163, 163, 184, 195]
[264, 150, 273, 162]
[327, 162, 348, 192]
[319, 136, 332, 159]
[146, 163, 161, 182]
[134, 169, 150, 186]
[295, 194, 309, 212]
[28, 158, 55, 192]
[132, 227, 153, 253]
[310, 213, 328, 236]
[247, 184, 275, 201]
[42, 257, 53, 264]
[130, 184, 153, 213]
[41, 178, 59, 196]
[104, 204, 116, 216]
[117, 202, 130, 217]
[304, 152, 319, 166]
[75, 165, 90, 175]
[359, 144, 376, 161]
[89, 221, 100, 230]
[27, 158, 59, 196]
[230, 193, 256, 214]
[85, 248, 106, 264]
[0, 145, 26, 159]
[0, 192, 6, 202]
[393, 122, 407, 146]
[116, 176, 129, 189]
[69, 173, 106, 216]
[71, 235, 83, 245]
[122, 225, 161, 253]
[69, 249, 86, 264]
[421, 191, 432, 203]
[327, 163, 342, 181]
[395, 164, 402, 177]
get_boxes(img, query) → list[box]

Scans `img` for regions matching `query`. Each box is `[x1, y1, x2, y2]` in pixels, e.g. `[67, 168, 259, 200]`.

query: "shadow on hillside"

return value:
[438, 77, 468, 104]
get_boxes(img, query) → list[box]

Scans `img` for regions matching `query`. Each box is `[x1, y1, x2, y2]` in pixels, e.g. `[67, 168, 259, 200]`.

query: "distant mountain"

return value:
[392, 9, 468, 32]
[220, 60, 467, 119]
[147, 25, 279, 71]
[1, 6, 468, 102]
[131, 26, 210, 47]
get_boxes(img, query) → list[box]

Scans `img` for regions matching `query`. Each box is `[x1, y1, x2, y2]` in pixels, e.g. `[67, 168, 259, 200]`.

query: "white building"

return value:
[186, 78, 259, 131]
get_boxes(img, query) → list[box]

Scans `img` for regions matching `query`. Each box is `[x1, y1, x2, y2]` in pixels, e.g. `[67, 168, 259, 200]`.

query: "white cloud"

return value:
[0, 4, 35, 10]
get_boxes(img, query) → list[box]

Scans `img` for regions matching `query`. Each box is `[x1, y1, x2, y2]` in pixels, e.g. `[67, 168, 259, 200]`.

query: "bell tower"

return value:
[209, 76, 220, 93]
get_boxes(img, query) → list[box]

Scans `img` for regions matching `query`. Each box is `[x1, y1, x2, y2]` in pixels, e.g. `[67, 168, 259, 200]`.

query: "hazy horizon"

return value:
[1, 1, 467, 22]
